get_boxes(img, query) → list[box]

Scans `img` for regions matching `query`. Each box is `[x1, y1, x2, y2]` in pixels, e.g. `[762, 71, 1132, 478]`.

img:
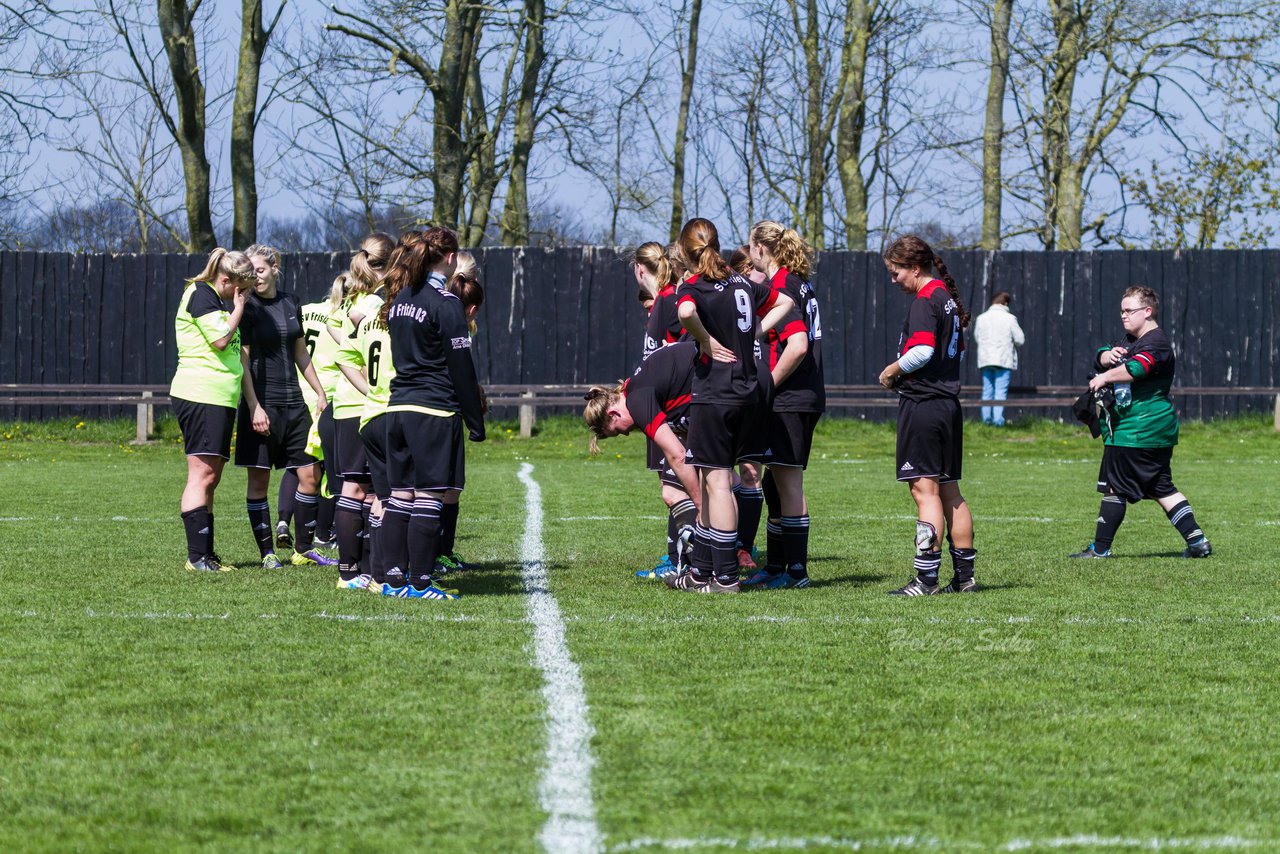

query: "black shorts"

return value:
[686, 401, 757, 470]
[318, 406, 341, 487]
[359, 415, 390, 500]
[751, 410, 821, 469]
[334, 415, 371, 481]
[895, 396, 963, 483]
[234, 401, 316, 470]
[1097, 445, 1177, 503]
[386, 410, 466, 492]
[173, 397, 235, 459]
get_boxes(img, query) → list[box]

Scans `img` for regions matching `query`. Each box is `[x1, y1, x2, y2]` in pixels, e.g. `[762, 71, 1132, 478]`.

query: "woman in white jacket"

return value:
[971, 291, 1024, 426]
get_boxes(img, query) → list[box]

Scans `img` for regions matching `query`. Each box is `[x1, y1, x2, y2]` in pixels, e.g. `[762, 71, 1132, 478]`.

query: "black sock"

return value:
[181, 506, 211, 563]
[949, 545, 977, 581]
[277, 468, 298, 526]
[707, 525, 739, 583]
[669, 499, 697, 566]
[335, 496, 365, 567]
[408, 496, 443, 587]
[381, 498, 412, 586]
[764, 519, 784, 575]
[735, 485, 764, 553]
[1093, 495, 1127, 552]
[914, 552, 942, 585]
[781, 515, 810, 577]
[441, 501, 460, 556]
[361, 498, 372, 549]
[366, 512, 383, 582]
[689, 524, 713, 580]
[317, 494, 336, 542]
[1164, 499, 1205, 544]
[294, 490, 319, 551]
[246, 498, 273, 557]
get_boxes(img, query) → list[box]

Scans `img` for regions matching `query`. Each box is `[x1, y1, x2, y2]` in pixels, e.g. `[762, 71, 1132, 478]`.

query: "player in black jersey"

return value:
[878, 235, 977, 596]
[725, 246, 769, 571]
[666, 218, 795, 593]
[628, 242, 691, 578]
[379, 228, 486, 600]
[237, 244, 334, 570]
[584, 341, 703, 578]
[741, 221, 823, 590]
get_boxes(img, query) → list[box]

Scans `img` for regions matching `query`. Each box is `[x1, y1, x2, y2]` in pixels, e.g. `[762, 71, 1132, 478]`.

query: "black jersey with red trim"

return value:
[625, 341, 697, 440]
[677, 273, 779, 405]
[386, 278, 485, 439]
[643, 285, 685, 361]
[762, 268, 825, 413]
[897, 279, 964, 401]
[241, 290, 306, 407]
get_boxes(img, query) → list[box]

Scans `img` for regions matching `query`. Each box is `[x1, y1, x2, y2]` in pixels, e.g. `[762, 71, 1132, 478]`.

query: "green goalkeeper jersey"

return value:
[1097, 326, 1179, 449]
[170, 281, 242, 408]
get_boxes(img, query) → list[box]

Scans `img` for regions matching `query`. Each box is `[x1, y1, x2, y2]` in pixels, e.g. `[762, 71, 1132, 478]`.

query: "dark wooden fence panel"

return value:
[3, 249, 1278, 422]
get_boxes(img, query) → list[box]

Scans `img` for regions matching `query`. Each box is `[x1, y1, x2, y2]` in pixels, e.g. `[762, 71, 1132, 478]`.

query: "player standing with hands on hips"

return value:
[878, 235, 978, 596]
[1070, 286, 1211, 560]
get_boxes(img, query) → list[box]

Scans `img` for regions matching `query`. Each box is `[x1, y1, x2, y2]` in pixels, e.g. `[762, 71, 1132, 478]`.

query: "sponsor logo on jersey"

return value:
[451, 336, 472, 349]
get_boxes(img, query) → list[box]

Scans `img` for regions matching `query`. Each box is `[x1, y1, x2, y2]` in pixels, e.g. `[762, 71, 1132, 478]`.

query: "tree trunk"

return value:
[157, 0, 215, 251]
[800, 0, 826, 248]
[1043, 0, 1083, 249]
[980, 0, 1011, 250]
[500, 0, 545, 246]
[669, 0, 701, 243]
[231, 0, 272, 249]
[836, 0, 872, 250]
[433, 1, 482, 231]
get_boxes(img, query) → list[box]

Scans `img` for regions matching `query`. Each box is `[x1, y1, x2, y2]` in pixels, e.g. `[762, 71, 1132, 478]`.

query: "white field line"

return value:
[518, 462, 604, 854]
[610, 834, 1270, 851]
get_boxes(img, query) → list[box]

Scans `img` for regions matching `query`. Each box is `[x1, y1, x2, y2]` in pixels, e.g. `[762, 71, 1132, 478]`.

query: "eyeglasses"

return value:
[1119, 306, 1148, 316]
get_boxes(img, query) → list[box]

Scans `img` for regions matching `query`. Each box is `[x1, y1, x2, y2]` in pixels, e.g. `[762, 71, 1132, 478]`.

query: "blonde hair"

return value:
[633, 242, 677, 299]
[727, 244, 753, 276]
[349, 232, 395, 296]
[187, 248, 255, 286]
[582, 382, 625, 454]
[327, 272, 350, 312]
[676, 218, 730, 282]
[750, 221, 814, 279]
[245, 243, 282, 273]
[667, 242, 687, 283]
[447, 251, 483, 335]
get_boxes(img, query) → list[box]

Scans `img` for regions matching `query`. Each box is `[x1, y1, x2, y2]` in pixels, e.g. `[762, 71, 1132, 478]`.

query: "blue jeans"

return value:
[981, 367, 1011, 425]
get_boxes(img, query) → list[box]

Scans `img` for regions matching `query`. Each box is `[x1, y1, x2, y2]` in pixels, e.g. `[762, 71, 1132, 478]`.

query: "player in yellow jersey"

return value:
[170, 249, 257, 573]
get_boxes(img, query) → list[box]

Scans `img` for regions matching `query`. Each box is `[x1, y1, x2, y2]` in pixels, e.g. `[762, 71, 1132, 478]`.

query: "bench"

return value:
[4, 383, 1278, 442]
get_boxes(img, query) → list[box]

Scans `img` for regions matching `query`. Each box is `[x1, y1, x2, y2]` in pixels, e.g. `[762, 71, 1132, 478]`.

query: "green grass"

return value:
[2, 415, 1278, 851]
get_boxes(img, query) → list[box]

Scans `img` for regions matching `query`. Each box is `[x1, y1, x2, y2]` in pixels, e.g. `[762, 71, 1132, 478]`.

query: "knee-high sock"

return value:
[707, 526, 740, 583]
[1094, 495, 1127, 552]
[949, 545, 977, 581]
[914, 551, 942, 585]
[246, 498, 273, 557]
[276, 468, 298, 526]
[181, 506, 211, 563]
[366, 511, 384, 582]
[781, 515, 810, 576]
[1164, 499, 1205, 544]
[735, 485, 764, 552]
[408, 496, 444, 588]
[294, 490, 319, 551]
[689, 524, 713, 580]
[335, 496, 366, 567]
[316, 493, 336, 542]
[440, 501, 460, 556]
[668, 499, 697, 566]
[381, 498, 412, 585]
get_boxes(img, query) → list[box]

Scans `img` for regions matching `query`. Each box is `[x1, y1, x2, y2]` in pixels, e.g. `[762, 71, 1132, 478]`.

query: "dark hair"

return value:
[726, 244, 753, 276]
[379, 227, 460, 325]
[991, 291, 1011, 306]
[884, 234, 970, 328]
[676, 218, 730, 282]
[1123, 285, 1160, 319]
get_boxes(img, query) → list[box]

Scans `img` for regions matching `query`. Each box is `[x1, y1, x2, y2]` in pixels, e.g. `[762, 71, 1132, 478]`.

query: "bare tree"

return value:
[669, 0, 701, 241]
[979, 0, 1012, 249]
[231, 0, 286, 247]
[1009, 0, 1280, 249]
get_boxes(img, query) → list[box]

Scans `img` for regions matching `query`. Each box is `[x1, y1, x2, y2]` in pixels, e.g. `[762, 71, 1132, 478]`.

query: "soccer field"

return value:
[2, 415, 1278, 852]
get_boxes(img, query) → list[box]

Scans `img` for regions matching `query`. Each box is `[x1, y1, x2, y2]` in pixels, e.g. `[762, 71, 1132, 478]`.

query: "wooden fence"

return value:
[2, 248, 1277, 421]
